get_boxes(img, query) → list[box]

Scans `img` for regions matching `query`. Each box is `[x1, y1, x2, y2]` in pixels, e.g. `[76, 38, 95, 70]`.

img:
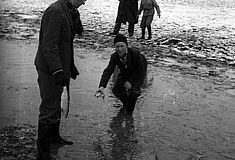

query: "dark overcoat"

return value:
[34, 0, 77, 77]
[99, 48, 146, 89]
[116, 0, 139, 24]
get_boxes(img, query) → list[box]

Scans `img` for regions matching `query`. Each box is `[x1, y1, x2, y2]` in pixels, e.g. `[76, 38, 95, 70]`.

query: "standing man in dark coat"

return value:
[112, 0, 139, 37]
[34, 0, 85, 159]
[95, 34, 147, 115]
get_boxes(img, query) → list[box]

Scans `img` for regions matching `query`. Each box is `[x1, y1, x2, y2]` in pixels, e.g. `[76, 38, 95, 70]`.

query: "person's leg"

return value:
[128, 23, 135, 37]
[139, 16, 147, 39]
[138, 27, 145, 40]
[112, 77, 128, 108]
[36, 70, 71, 159]
[37, 70, 62, 159]
[146, 15, 154, 40]
[36, 121, 51, 160]
[147, 26, 152, 40]
[50, 120, 73, 145]
[113, 22, 121, 35]
[125, 87, 141, 115]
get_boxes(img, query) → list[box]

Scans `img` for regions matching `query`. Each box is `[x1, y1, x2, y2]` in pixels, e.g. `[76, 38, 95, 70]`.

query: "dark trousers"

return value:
[36, 69, 64, 160]
[113, 22, 135, 36]
[37, 69, 63, 124]
[112, 76, 140, 114]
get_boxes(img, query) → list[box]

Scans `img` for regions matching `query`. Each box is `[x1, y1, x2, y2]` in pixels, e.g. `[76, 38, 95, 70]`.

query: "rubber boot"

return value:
[119, 94, 129, 109]
[36, 122, 51, 160]
[147, 26, 152, 40]
[138, 28, 145, 40]
[125, 95, 137, 116]
[50, 121, 73, 145]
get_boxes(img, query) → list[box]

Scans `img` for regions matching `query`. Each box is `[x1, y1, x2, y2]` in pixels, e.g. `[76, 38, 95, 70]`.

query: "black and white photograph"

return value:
[0, 0, 235, 159]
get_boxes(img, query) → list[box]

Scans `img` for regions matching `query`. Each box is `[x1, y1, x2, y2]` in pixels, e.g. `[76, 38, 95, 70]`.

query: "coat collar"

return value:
[58, 0, 75, 33]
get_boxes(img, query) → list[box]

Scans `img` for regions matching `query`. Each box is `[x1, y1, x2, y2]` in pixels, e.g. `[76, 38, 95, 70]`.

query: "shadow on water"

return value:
[108, 109, 138, 160]
[94, 108, 138, 160]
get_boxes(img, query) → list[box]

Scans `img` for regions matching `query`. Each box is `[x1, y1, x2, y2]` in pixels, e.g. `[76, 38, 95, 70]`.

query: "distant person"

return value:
[137, 0, 161, 40]
[34, 0, 85, 159]
[111, 0, 139, 37]
[95, 34, 147, 116]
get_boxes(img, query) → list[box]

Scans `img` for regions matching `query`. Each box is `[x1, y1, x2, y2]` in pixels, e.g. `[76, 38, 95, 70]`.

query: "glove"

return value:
[124, 81, 132, 91]
[71, 65, 79, 80]
[53, 70, 69, 87]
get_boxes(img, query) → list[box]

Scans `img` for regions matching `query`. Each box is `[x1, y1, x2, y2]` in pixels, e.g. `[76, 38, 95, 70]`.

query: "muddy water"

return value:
[1, 40, 235, 159]
[0, 0, 235, 159]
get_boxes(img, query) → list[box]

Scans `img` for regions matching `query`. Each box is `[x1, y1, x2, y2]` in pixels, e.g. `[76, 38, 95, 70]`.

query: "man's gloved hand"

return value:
[53, 70, 69, 87]
[124, 81, 132, 91]
[71, 65, 79, 80]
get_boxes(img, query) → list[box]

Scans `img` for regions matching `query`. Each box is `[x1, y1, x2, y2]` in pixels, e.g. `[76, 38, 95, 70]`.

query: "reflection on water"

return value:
[107, 108, 138, 160]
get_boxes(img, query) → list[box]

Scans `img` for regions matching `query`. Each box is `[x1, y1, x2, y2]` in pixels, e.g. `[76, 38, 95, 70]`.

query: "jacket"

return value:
[116, 0, 139, 24]
[138, 0, 161, 16]
[99, 48, 146, 89]
[34, 0, 77, 77]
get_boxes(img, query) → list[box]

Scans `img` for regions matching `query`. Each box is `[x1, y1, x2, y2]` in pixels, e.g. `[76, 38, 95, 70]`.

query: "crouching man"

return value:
[95, 34, 147, 115]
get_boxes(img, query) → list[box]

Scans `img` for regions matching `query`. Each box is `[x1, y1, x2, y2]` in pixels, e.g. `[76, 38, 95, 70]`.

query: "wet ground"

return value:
[0, 0, 235, 159]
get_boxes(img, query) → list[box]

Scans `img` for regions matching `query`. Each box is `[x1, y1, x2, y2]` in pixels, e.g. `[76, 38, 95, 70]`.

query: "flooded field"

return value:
[0, 0, 235, 159]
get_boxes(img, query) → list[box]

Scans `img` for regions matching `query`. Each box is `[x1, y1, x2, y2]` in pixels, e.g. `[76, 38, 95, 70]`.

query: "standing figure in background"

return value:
[34, 0, 85, 159]
[95, 34, 147, 116]
[137, 0, 161, 40]
[112, 0, 139, 37]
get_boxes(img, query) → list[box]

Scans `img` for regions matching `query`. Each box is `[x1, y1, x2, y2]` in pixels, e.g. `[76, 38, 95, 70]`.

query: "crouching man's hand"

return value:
[95, 87, 105, 99]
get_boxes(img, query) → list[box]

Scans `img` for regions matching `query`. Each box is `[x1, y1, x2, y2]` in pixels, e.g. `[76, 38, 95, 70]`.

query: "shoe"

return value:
[50, 121, 73, 145]
[50, 135, 73, 145]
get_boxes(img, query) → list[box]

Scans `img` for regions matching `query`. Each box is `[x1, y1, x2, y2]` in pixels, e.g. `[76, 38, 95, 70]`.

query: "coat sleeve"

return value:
[128, 51, 146, 88]
[42, 7, 63, 73]
[152, 0, 161, 16]
[99, 54, 117, 88]
[138, 2, 143, 15]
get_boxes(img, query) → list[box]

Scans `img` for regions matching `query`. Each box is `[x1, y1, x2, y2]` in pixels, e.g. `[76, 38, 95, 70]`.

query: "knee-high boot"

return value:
[50, 120, 73, 145]
[147, 26, 152, 40]
[36, 122, 51, 160]
[125, 96, 138, 116]
[119, 93, 129, 108]
[138, 28, 145, 40]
